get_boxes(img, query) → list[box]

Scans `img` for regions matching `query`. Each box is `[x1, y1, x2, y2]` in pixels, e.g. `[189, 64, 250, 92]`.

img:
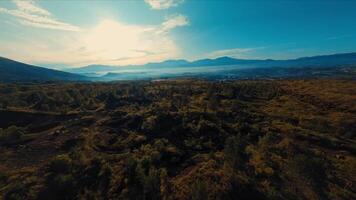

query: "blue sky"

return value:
[0, 0, 356, 68]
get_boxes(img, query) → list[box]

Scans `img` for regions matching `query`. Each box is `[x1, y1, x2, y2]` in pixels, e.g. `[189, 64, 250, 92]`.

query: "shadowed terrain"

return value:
[0, 79, 355, 199]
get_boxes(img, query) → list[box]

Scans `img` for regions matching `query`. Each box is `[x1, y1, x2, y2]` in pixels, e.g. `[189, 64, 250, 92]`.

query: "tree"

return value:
[190, 179, 208, 200]
[143, 167, 161, 200]
[124, 156, 144, 199]
[0, 100, 8, 109]
[0, 126, 24, 144]
[223, 135, 246, 170]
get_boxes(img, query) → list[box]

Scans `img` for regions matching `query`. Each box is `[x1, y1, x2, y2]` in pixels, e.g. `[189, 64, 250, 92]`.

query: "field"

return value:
[0, 80, 355, 200]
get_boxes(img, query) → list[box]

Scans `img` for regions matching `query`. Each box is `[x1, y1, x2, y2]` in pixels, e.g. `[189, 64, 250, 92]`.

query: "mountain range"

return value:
[66, 52, 356, 74]
[1, 52, 356, 82]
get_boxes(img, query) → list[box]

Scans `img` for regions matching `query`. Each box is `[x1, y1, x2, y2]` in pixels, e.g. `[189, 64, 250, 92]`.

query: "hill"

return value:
[0, 57, 88, 82]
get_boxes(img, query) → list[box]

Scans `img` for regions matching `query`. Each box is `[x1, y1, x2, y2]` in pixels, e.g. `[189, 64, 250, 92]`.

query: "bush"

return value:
[223, 135, 246, 170]
[0, 126, 24, 144]
[291, 154, 327, 187]
[0, 172, 7, 186]
[143, 167, 161, 200]
[4, 182, 28, 200]
[190, 179, 208, 200]
[42, 174, 76, 200]
[47, 154, 72, 174]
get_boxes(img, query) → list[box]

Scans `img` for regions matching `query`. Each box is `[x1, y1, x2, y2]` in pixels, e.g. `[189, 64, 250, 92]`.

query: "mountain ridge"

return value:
[1, 52, 356, 82]
[66, 52, 356, 74]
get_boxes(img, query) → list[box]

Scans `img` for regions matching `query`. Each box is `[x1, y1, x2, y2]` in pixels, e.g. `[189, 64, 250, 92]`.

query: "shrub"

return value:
[190, 179, 208, 200]
[4, 182, 28, 200]
[0, 126, 24, 144]
[0, 172, 7, 186]
[291, 154, 327, 188]
[223, 135, 246, 170]
[47, 154, 72, 174]
[143, 167, 161, 200]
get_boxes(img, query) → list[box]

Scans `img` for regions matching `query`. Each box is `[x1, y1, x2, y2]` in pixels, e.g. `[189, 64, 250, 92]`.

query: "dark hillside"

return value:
[0, 57, 88, 82]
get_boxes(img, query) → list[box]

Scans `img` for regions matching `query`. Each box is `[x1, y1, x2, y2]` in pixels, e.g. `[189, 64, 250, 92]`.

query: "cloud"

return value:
[0, 0, 81, 31]
[0, 1, 189, 66]
[144, 0, 183, 10]
[13, 0, 51, 16]
[206, 47, 266, 59]
[72, 15, 189, 65]
[158, 14, 189, 34]
[76, 19, 181, 65]
[0, 16, 188, 67]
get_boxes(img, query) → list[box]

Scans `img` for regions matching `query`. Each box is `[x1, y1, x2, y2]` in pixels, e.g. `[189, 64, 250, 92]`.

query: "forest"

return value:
[0, 79, 355, 200]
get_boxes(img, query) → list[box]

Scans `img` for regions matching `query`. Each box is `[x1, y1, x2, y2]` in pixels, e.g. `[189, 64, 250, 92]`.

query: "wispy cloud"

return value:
[207, 47, 266, 59]
[12, 0, 50, 16]
[144, 0, 183, 10]
[0, 0, 81, 31]
[158, 14, 189, 34]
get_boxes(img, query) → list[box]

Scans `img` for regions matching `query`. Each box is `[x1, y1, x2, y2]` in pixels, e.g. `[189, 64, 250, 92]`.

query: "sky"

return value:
[0, 0, 356, 69]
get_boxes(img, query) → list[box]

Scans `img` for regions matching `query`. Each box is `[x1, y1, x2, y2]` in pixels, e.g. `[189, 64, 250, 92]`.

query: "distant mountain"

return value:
[66, 57, 264, 74]
[0, 57, 88, 82]
[189, 56, 264, 67]
[67, 65, 119, 74]
[2, 52, 356, 82]
[68, 52, 356, 75]
[145, 59, 190, 68]
[285, 52, 356, 66]
[65, 60, 190, 74]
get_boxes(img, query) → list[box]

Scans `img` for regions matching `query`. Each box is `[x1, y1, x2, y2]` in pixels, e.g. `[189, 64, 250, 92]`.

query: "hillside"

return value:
[0, 80, 355, 199]
[0, 57, 88, 82]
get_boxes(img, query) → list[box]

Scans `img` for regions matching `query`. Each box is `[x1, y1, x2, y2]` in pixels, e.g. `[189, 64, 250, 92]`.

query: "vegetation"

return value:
[0, 79, 355, 199]
[0, 126, 25, 145]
